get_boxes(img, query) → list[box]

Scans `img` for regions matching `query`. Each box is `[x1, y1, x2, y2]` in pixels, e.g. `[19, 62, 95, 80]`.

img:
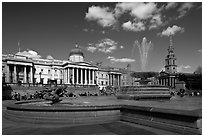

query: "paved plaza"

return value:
[2, 96, 201, 135]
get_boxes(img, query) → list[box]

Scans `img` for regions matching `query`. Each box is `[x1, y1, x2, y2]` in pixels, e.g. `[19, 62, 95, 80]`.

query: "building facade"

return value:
[2, 44, 122, 87]
[159, 36, 178, 88]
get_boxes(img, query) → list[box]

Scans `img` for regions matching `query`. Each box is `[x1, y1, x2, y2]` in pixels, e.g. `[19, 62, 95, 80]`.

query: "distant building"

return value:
[158, 35, 178, 88]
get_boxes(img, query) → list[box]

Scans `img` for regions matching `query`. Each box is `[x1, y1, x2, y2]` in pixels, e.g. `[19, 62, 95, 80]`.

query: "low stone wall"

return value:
[5, 100, 121, 127]
[4, 100, 201, 134]
[120, 105, 202, 135]
[117, 86, 172, 100]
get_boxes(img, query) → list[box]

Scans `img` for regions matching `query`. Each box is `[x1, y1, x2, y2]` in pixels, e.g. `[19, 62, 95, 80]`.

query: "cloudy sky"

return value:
[2, 2, 202, 73]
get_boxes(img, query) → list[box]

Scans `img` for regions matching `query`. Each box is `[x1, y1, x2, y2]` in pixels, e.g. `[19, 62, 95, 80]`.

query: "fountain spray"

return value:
[134, 37, 153, 71]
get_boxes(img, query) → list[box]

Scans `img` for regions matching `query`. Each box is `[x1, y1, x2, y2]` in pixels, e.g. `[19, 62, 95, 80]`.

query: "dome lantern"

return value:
[69, 43, 84, 62]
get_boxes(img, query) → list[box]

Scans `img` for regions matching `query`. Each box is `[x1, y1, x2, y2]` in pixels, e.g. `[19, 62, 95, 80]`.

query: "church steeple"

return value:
[164, 35, 177, 73]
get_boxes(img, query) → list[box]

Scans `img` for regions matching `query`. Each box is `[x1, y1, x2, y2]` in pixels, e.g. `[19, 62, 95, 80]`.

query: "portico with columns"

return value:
[63, 44, 98, 85]
[63, 63, 98, 85]
[5, 59, 33, 83]
[108, 72, 121, 87]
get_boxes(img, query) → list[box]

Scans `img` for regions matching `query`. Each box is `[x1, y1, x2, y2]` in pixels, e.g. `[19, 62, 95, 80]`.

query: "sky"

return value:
[2, 2, 202, 73]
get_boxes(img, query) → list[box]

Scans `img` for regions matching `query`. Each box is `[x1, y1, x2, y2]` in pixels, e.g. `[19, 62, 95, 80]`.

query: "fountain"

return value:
[135, 37, 152, 72]
[4, 86, 120, 127]
[117, 37, 172, 100]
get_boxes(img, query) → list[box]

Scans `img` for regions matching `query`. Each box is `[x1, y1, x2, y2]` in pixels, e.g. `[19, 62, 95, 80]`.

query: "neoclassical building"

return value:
[62, 44, 98, 85]
[2, 44, 122, 88]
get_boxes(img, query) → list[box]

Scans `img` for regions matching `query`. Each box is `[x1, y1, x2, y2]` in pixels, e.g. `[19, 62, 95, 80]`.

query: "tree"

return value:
[194, 66, 202, 74]
[130, 72, 159, 85]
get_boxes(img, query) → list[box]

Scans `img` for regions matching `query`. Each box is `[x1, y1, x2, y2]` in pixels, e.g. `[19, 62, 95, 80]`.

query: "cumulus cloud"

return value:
[122, 21, 145, 32]
[83, 28, 94, 32]
[177, 3, 194, 18]
[115, 2, 158, 20]
[85, 2, 195, 32]
[165, 2, 178, 10]
[120, 45, 124, 49]
[149, 14, 163, 30]
[158, 25, 184, 37]
[97, 38, 117, 53]
[107, 56, 135, 63]
[16, 49, 41, 59]
[177, 65, 191, 72]
[46, 55, 54, 60]
[130, 3, 158, 19]
[85, 6, 116, 27]
[86, 46, 97, 53]
[86, 38, 118, 53]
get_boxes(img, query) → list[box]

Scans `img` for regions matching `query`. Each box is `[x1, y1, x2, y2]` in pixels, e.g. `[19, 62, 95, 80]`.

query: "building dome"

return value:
[69, 44, 84, 57]
[69, 44, 84, 62]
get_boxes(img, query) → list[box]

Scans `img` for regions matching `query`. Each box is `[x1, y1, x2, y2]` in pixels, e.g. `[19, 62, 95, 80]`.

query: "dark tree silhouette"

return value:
[194, 66, 202, 74]
[131, 72, 159, 85]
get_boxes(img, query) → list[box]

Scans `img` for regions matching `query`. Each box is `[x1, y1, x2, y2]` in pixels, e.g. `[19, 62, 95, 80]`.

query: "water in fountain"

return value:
[134, 37, 152, 71]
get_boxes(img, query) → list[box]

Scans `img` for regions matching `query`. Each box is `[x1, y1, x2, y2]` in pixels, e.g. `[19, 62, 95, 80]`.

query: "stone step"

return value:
[121, 91, 170, 94]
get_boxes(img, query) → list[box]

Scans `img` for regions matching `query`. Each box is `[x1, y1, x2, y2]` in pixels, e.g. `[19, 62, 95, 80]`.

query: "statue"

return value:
[43, 87, 64, 104]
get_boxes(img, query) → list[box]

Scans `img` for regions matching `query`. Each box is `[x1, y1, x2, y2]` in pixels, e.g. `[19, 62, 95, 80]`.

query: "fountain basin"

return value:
[117, 85, 172, 100]
[5, 100, 121, 127]
[4, 97, 201, 134]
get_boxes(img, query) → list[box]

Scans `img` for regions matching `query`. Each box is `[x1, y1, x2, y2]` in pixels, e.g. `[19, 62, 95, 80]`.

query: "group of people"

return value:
[12, 91, 45, 101]
[99, 86, 119, 96]
[170, 88, 201, 97]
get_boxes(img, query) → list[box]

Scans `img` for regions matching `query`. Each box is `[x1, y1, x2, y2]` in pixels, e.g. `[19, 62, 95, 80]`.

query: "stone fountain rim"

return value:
[7, 100, 122, 112]
[6, 99, 201, 117]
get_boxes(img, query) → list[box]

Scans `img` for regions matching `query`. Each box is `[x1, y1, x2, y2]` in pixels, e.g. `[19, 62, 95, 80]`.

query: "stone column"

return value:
[76, 68, 79, 85]
[88, 69, 91, 85]
[81, 68, 83, 84]
[92, 70, 94, 85]
[30, 67, 33, 83]
[24, 66, 27, 83]
[84, 69, 87, 85]
[169, 77, 171, 87]
[72, 68, 75, 84]
[173, 77, 175, 88]
[67, 68, 70, 84]
[118, 75, 120, 86]
[65, 69, 67, 84]
[164, 79, 166, 86]
[112, 74, 114, 86]
[96, 71, 98, 85]
[6, 65, 10, 83]
[14, 65, 17, 83]
[109, 74, 111, 86]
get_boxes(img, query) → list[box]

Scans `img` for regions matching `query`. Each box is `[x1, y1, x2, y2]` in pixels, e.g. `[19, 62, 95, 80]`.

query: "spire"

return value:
[18, 40, 21, 52]
[170, 34, 173, 48]
[168, 35, 174, 54]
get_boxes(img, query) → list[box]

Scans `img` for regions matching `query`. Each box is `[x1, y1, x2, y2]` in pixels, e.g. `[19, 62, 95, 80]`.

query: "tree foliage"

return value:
[130, 72, 159, 80]
[194, 66, 202, 74]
